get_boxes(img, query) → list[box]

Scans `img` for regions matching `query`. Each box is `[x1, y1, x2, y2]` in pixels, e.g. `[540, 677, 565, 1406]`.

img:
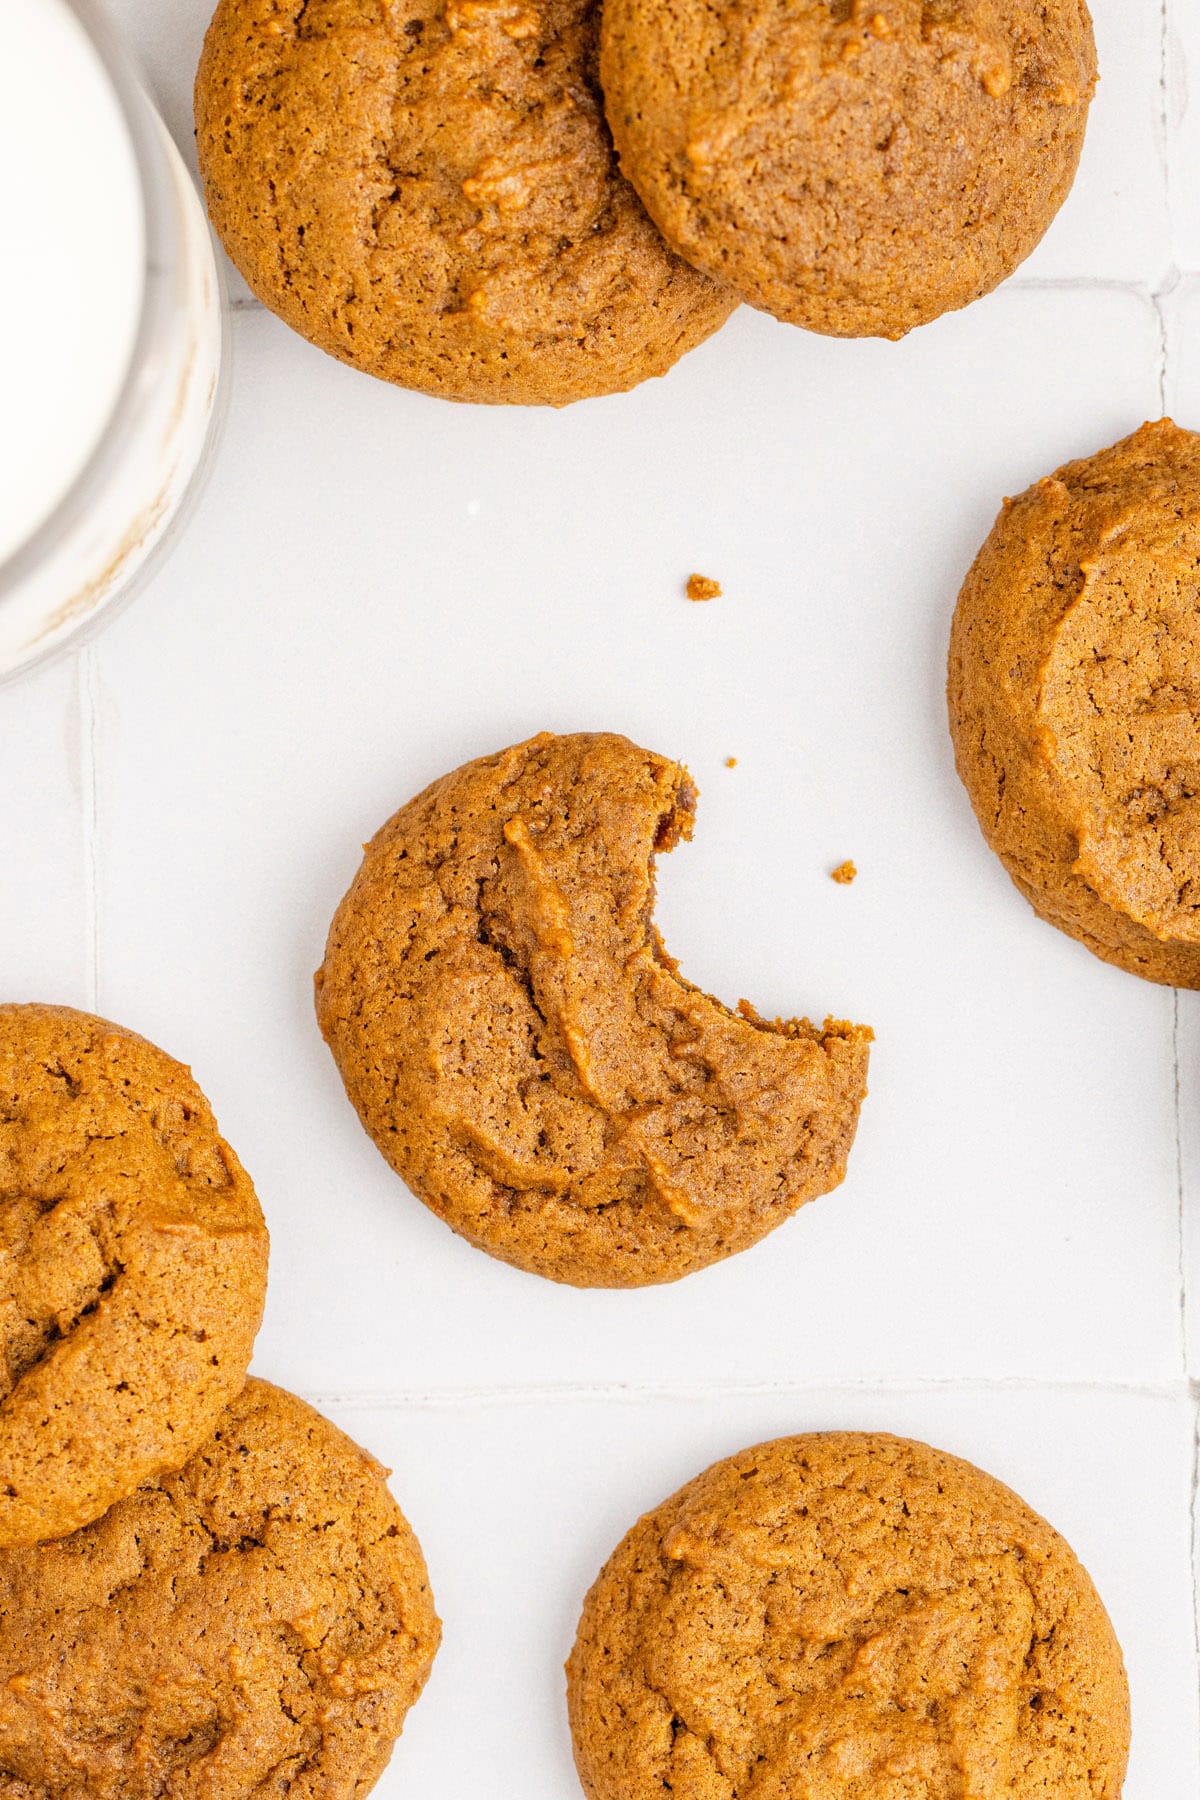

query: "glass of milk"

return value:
[0, 0, 224, 681]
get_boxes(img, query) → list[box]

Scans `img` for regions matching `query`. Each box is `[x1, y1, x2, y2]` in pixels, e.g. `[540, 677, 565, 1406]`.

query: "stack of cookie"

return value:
[194, 0, 1097, 404]
[0, 1004, 439, 1800]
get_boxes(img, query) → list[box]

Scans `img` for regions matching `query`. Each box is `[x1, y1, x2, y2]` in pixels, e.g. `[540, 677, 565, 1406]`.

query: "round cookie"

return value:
[568, 1431, 1130, 1800]
[949, 419, 1200, 985]
[0, 1379, 440, 1800]
[600, 0, 1096, 338]
[0, 1004, 269, 1547]
[194, 0, 736, 406]
[315, 732, 871, 1287]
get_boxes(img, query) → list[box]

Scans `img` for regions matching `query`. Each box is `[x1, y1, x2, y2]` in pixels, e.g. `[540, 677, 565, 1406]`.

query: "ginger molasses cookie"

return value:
[0, 1379, 440, 1800]
[568, 1432, 1130, 1800]
[195, 0, 735, 405]
[315, 732, 871, 1286]
[0, 1004, 268, 1547]
[950, 419, 1200, 985]
[600, 0, 1096, 338]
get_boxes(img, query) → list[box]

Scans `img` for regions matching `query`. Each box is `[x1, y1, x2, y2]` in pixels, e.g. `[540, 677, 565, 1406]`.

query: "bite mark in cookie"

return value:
[315, 731, 871, 1286]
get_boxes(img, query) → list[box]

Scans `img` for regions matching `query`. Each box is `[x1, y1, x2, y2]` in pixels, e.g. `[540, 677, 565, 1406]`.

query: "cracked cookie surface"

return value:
[600, 0, 1096, 338]
[315, 732, 871, 1286]
[0, 1004, 268, 1546]
[194, 0, 735, 404]
[567, 1432, 1129, 1800]
[0, 1378, 440, 1800]
[949, 418, 1200, 984]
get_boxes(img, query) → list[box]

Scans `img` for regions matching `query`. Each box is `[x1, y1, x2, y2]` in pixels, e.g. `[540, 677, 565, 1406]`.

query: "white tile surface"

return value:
[3, 0, 1198, 1791]
[1169, 0, 1200, 272]
[1166, 278, 1200, 1376]
[1167, 273, 1200, 427]
[1016, 0, 1170, 287]
[108, 0, 208, 180]
[0, 656, 89, 1004]
[1181, 985, 1200, 1376]
[323, 1386, 1197, 1799]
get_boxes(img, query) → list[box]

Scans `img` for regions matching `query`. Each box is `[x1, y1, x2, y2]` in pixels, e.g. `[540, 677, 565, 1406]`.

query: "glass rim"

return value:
[0, 0, 176, 603]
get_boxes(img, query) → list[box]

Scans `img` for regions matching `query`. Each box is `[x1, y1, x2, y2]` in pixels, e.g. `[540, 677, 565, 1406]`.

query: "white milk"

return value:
[0, 0, 144, 565]
[0, 0, 223, 679]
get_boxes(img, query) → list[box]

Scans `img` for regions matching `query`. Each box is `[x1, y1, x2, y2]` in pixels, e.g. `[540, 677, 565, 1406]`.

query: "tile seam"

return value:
[291, 1376, 1200, 1411]
[225, 276, 1194, 315]
[1159, 0, 1199, 1713]
[1174, 991, 1188, 1380]
[1192, 1396, 1200, 1736]
[1161, 0, 1173, 231]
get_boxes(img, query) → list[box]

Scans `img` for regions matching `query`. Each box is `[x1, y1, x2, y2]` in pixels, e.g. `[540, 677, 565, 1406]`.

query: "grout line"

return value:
[1002, 276, 1155, 295]
[1012, 269, 1196, 288]
[1152, 0, 1199, 1724]
[1175, 990, 1188, 1377]
[1191, 1395, 1200, 1733]
[1194, 1382, 1200, 1735]
[79, 648, 101, 1015]
[224, 274, 1200, 319]
[292, 1375, 1200, 1412]
[1155, 285, 1170, 415]
[1161, 0, 1173, 230]
[1154, 258, 1185, 417]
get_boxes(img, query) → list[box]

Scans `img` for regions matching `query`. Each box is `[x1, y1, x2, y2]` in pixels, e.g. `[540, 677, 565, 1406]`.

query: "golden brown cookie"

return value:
[0, 1378, 440, 1800]
[194, 0, 735, 405]
[0, 1004, 269, 1547]
[949, 419, 1200, 985]
[600, 0, 1096, 338]
[315, 732, 871, 1287]
[568, 1431, 1130, 1800]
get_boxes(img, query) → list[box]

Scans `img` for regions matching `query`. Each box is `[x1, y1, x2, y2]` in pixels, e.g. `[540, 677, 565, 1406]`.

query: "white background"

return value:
[5, 0, 1200, 1790]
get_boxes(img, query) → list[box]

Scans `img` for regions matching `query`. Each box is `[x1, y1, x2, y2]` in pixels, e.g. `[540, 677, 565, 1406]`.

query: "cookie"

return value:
[568, 1431, 1130, 1800]
[194, 0, 735, 406]
[315, 732, 871, 1286]
[0, 1378, 440, 1799]
[600, 0, 1096, 338]
[949, 419, 1200, 985]
[0, 1004, 269, 1547]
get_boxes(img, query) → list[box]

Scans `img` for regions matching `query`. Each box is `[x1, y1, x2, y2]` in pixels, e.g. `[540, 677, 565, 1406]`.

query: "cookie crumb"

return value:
[686, 573, 722, 601]
[830, 860, 857, 885]
[724, 756, 738, 768]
